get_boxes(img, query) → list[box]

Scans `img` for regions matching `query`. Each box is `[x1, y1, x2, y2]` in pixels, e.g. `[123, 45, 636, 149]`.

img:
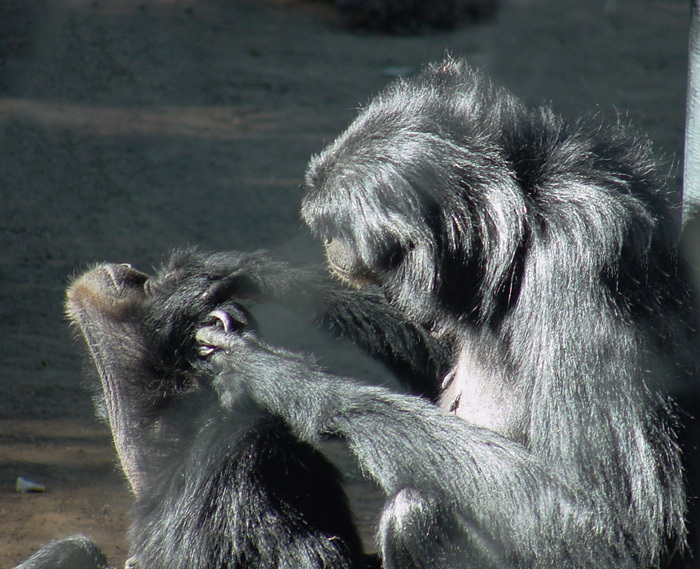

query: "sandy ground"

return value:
[0, 0, 693, 566]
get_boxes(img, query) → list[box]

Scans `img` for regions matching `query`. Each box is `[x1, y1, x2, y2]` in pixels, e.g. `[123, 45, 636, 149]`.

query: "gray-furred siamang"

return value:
[62, 258, 378, 569]
[213, 58, 700, 567]
[16, 58, 700, 568]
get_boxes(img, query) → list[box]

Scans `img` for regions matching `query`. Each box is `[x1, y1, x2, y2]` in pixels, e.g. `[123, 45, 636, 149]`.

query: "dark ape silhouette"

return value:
[62, 259, 371, 569]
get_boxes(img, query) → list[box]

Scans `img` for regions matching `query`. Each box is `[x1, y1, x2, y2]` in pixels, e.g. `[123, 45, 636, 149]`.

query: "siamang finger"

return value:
[195, 306, 253, 356]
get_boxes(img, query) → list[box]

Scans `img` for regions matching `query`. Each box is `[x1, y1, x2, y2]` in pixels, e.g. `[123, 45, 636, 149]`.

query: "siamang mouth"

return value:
[324, 238, 377, 288]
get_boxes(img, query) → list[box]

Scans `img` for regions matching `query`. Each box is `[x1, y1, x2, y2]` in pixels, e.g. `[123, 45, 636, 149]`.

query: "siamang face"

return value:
[301, 160, 418, 293]
[302, 150, 457, 329]
[65, 253, 267, 500]
[322, 236, 408, 289]
[66, 253, 257, 395]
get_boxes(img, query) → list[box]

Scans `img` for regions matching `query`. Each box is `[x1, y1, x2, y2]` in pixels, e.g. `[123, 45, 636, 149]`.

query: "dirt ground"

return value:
[0, 0, 693, 566]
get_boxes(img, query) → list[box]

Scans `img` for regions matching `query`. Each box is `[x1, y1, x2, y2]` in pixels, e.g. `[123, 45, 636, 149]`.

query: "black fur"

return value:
[292, 58, 699, 567]
[64, 260, 370, 569]
[26, 58, 700, 569]
[296, 58, 700, 567]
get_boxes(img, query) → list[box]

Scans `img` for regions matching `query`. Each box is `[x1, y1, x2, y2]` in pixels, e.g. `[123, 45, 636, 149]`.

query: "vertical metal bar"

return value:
[684, 0, 700, 222]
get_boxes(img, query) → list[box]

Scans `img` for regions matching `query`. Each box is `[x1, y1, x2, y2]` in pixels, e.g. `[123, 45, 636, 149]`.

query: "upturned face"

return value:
[66, 252, 259, 394]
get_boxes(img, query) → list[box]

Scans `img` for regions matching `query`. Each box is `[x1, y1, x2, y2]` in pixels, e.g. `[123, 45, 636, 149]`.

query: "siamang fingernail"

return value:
[209, 309, 232, 333]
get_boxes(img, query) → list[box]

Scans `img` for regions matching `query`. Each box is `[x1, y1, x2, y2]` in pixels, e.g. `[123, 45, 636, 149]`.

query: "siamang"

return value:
[15, 252, 452, 569]
[60, 258, 376, 569]
[16, 57, 700, 569]
[199, 59, 700, 567]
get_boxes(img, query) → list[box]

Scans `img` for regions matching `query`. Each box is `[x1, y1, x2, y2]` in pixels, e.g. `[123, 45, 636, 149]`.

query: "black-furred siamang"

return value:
[209, 59, 700, 567]
[63, 259, 373, 569]
[19, 58, 700, 568]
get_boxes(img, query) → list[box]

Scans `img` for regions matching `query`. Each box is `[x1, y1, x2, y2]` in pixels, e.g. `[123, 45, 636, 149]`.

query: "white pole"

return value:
[684, 0, 700, 223]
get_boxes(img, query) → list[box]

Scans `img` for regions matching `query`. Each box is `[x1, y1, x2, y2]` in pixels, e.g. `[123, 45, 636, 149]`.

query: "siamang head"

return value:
[65, 252, 259, 497]
[65, 251, 257, 400]
[301, 58, 528, 327]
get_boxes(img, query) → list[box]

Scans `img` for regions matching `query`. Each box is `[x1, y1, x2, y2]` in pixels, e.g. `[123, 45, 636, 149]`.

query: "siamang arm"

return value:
[164, 249, 450, 399]
[196, 316, 613, 569]
[313, 284, 449, 399]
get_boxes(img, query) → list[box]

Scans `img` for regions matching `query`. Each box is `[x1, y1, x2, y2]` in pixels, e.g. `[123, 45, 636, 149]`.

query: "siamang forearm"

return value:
[169, 249, 449, 398]
[313, 285, 449, 399]
[197, 325, 615, 568]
